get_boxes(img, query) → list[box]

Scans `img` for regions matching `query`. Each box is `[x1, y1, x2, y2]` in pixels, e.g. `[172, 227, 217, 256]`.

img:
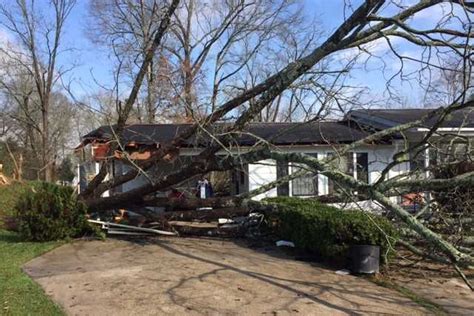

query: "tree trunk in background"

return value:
[41, 101, 52, 181]
[146, 60, 156, 123]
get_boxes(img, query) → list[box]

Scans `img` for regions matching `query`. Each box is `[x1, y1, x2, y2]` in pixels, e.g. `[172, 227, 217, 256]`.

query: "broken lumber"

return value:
[88, 219, 177, 236]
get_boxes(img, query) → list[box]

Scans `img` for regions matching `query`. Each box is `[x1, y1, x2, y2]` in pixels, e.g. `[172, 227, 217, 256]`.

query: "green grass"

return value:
[0, 182, 68, 315]
[0, 229, 64, 315]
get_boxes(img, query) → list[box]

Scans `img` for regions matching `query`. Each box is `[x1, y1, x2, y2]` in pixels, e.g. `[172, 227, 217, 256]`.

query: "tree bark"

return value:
[162, 207, 248, 221]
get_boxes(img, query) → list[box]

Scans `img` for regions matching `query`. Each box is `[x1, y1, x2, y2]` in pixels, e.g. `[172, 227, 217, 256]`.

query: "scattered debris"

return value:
[88, 209, 265, 239]
[196, 207, 213, 211]
[218, 218, 233, 225]
[88, 219, 177, 236]
[106, 230, 152, 236]
[335, 269, 351, 275]
[276, 240, 295, 247]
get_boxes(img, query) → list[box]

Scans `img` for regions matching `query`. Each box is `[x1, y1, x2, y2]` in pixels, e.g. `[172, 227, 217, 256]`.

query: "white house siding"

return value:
[247, 144, 410, 202]
[79, 143, 412, 207]
[248, 160, 278, 201]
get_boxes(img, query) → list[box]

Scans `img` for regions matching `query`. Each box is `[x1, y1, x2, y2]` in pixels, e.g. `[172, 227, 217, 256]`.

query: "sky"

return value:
[1, 0, 470, 109]
[65, 0, 361, 95]
[60, 1, 382, 100]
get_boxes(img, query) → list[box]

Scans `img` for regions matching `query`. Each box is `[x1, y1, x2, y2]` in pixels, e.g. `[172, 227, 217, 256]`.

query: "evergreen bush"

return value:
[264, 197, 397, 264]
[15, 182, 98, 241]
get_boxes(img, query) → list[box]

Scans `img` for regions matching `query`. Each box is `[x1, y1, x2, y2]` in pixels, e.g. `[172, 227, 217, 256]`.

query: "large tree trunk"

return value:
[163, 207, 248, 222]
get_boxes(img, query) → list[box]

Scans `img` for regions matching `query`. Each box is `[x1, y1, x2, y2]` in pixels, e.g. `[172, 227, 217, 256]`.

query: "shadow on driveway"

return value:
[23, 237, 427, 315]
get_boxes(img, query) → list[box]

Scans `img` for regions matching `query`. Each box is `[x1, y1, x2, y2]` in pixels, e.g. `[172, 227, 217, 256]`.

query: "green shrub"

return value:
[264, 197, 397, 264]
[0, 181, 44, 229]
[15, 182, 97, 241]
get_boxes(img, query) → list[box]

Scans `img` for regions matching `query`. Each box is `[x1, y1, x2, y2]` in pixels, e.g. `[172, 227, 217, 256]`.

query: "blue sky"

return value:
[2, 0, 468, 108]
[61, 1, 390, 99]
[62, 1, 346, 96]
[58, 0, 110, 95]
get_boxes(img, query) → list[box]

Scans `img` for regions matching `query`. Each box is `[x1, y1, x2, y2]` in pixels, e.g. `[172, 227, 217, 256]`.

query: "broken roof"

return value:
[81, 121, 371, 148]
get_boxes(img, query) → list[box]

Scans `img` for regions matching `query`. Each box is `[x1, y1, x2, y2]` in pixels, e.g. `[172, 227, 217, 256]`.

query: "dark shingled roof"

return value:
[347, 108, 474, 129]
[81, 121, 370, 147]
[80, 108, 473, 149]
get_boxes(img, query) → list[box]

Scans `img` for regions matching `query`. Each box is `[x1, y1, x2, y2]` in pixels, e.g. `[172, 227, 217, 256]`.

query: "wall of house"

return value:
[246, 144, 410, 201]
[78, 142, 412, 206]
[248, 160, 278, 200]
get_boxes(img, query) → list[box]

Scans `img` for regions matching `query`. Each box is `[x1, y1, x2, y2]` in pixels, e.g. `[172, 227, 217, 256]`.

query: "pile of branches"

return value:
[403, 161, 474, 258]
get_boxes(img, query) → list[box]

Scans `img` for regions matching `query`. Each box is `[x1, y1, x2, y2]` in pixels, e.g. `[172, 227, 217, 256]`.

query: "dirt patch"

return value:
[23, 237, 429, 315]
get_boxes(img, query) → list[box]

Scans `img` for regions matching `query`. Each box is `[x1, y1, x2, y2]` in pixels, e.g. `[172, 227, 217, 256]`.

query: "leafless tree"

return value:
[87, 0, 312, 123]
[0, 0, 76, 181]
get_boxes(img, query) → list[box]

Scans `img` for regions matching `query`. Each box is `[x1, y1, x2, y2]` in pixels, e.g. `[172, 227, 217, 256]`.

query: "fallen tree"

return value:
[71, 0, 474, 289]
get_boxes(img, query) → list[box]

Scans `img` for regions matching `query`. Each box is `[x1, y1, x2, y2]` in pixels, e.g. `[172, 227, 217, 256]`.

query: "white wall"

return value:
[80, 143, 411, 206]
[247, 144, 409, 201]
[248, 159, 277, 200]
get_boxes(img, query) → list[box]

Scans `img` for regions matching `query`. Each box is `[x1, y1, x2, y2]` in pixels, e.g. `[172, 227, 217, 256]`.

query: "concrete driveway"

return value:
[23, 238, 427, 315]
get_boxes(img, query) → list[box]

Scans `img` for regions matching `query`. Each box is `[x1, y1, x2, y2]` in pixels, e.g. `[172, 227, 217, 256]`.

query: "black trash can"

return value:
[348, 245, 380, 274]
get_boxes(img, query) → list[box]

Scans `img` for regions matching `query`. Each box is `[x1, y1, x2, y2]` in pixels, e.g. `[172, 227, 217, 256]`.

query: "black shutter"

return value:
[356, 153, 369, 183]
[276, 159, 289, 196]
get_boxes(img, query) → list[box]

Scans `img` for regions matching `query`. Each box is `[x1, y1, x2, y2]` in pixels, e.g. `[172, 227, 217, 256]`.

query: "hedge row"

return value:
[264, 197, 397, 264]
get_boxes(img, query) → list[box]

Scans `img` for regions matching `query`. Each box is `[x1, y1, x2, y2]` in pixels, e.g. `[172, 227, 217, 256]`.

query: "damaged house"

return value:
[75, 108, 473, 210]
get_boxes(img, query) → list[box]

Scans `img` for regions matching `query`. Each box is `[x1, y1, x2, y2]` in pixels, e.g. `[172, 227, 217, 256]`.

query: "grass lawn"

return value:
[0, 229, 64, 315]
[0, 182, 64, 315]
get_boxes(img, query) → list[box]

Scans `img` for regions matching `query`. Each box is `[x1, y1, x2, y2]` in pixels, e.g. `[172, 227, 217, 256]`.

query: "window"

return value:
[232, 170, 239, 194]
[292, 153, 318, 196]
[240, 170, 245, 184]
[327, 152, 336, 195]
[327, 152, 369, 194]
[276, 159, 289, 196]
[441, 143, 469, 163]
[327, 152, 352, 195]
